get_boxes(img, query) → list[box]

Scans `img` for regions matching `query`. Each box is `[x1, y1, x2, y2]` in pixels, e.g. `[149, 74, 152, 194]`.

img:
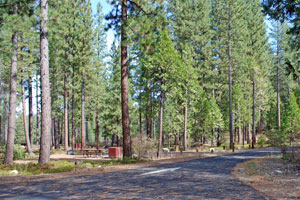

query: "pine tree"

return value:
[39, 0, 51, 164]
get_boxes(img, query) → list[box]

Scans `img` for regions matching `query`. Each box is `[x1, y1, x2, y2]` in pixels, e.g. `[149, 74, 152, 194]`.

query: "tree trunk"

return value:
[217, 128, 221, 147]
[51, 118, 54, 149]
[21, 77, 34, 155]
[36, 75, 40, 145]
[252, 75, 256, 149]
[183, 104, 188, 151]
[121, 0, 131, 158]
[111, 134, 115, 147]
[146, 117, 152, 139]
[228, 5, 234, 150]
[4, 3, 18, 165]
[85, 118, 88, 144]
[71, 70, 75, 150]
[153, 119, 156, 140]
[54, 115, 59, 149]
[139, 107, 143, 140]
[242, 125, 245, 146]
[39, 0, 52, 164]
[28, 76, 33, 147]
[276, 33, 281, 129]
[95, 115, 100, 149]
[0, 116, 2, 142]
[257, 110, 261, 134]
[81, 73, 85, 149]
[64, 73, 68, 150]
[59, 118, 62, 145]
[238, 106, 241, 144]
[157, 91, 164, 158]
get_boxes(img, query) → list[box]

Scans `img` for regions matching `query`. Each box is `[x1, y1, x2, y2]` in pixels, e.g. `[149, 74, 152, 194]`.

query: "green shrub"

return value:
[257, 135, 266, 147]
[13, 144, 26, 160]
[0, 144, 26, 160]
[266, 129, 287, 147]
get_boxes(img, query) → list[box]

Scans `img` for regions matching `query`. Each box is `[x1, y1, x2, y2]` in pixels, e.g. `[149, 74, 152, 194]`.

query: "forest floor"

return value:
[233, 154, 300, 199]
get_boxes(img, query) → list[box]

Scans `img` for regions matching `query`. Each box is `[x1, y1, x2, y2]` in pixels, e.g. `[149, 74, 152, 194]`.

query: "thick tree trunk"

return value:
[36, 75, 40, 145]
[21, 78, 34, 155]
[28, 76, 33, 147]
[121, 0, 131, 158]
[81, 73, 85, 149]
[252, 76, 256, 149]
[95, 115, 100, 149]
[39, 0, 52, 164]
[157, 92, 164, 158]
[228, 5, 234, 150]
[64, 73, 68, 150]
[4, 3, 18, 165]
[183, 104, 188, 151]
[146, 117, 152, 139]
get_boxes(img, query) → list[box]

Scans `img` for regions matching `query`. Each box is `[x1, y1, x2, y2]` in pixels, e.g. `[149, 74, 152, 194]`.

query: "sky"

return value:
[91, 0, 115, 49]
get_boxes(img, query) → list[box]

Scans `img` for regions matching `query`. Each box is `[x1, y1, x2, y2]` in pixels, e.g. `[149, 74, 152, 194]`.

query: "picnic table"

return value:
[80, 148, 105, 158]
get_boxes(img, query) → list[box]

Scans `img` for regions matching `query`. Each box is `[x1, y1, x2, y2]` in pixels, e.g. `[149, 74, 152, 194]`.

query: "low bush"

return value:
[131, 137, 155, 159]
[266, 129, 287, 147]
[257, 135, 266, 148]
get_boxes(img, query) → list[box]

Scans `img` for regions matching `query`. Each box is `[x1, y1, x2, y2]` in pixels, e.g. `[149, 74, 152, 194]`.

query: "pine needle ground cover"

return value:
[233, 155, 300, 199]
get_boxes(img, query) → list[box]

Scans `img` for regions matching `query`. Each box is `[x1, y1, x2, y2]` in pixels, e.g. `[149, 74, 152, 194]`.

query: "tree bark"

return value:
[228, 5, 234, 150]
[157, 91, 164, 158]
[276, 31, 281, 129]
[54, 115, 59, 149]
[36, 75, 40, 145]
[39, 0, 52, 164]
[64, 73, 68, 150]
[71, 68, 75, 150]
[85, 118, 88, 144]
[183, 104, 188, 151]
[81, 73, 85, 149]
[28, 76, 33, 147]
[121, 0, 131, 158]
[252, 75, 256, 149]
[242, 125, 245, 146]
[111, 134, 115, 147]
[217, 128, 221, 147]
[4, 3, 18, 165]
[21, 77, 34, 155]
[95, 115, 100, 149]
[139, 107, 143, 140]
[0, 116, 2, 143]
[146, 117, 152, 139]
